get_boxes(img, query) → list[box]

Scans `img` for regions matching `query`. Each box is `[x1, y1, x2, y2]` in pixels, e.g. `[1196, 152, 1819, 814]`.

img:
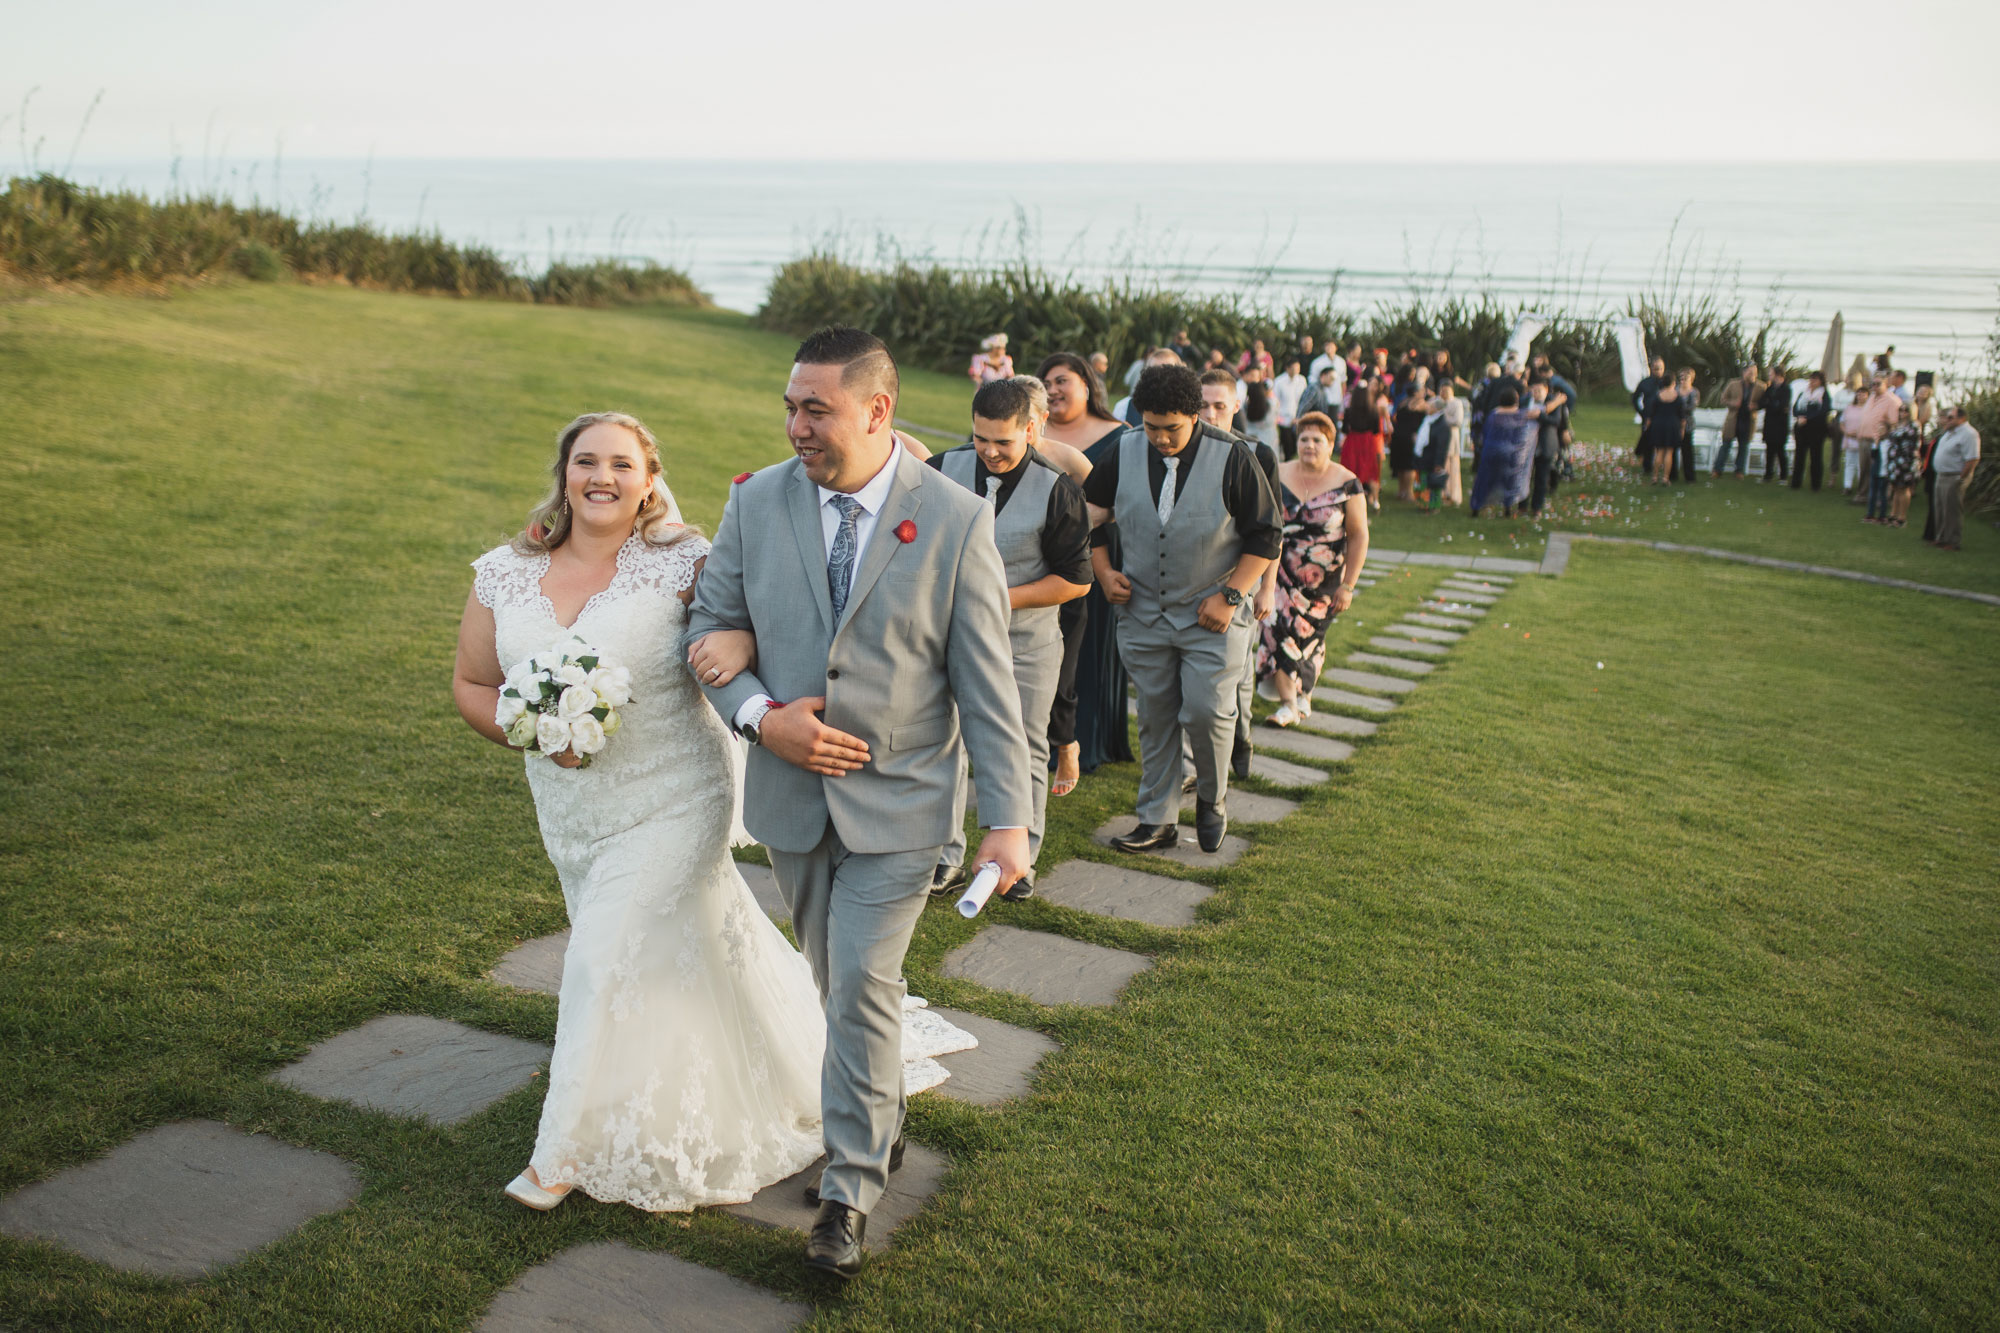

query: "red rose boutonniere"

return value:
[733, 472, 752, 485]
[895, 520, 917, 543]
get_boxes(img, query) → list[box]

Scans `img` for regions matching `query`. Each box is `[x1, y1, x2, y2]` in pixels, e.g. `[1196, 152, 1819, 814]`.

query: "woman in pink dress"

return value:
[968, 333, 1015, 384]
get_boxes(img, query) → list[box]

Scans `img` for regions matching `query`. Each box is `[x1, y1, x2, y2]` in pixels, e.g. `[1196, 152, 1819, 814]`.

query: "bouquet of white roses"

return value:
[496, 637, 632, 769]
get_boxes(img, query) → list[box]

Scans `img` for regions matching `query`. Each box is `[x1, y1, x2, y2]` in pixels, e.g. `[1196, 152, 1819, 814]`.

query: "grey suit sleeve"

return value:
[944, 505, 1033, 830]
[685, 486, 771, 729]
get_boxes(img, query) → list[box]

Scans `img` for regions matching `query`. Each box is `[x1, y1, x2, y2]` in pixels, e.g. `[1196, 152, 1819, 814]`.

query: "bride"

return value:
[451, 411, 971, 1212]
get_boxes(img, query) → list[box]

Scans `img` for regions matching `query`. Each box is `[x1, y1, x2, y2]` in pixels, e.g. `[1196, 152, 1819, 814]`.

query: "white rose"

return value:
[535, 712, 572, 755]
[533, 651, 564, 673]
[505, 713, 540, 748]
[555, 662, 591, 688]
[590, 665, 632, 707]
[569, 716, 607, 755]
[600, 708, 621, 737]
[495, 694, 527, 728]
[504, 659, 536, 693]
[558, 684, 597, 721]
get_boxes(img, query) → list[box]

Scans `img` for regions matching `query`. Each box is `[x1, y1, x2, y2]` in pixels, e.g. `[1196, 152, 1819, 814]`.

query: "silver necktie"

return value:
[1157, 455, 1180, 526]
[985, 475, 1001, 508]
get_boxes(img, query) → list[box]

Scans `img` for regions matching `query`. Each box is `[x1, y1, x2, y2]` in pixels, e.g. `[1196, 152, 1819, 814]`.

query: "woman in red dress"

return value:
[1340, 379, 1390, 510]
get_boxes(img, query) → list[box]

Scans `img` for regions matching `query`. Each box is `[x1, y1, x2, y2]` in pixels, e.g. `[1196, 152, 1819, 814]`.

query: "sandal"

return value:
[1050, 742, 1080, 797]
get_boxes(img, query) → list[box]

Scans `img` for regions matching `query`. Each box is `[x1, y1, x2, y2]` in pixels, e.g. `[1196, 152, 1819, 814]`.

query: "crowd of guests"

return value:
[1633, 345, 1982, 551]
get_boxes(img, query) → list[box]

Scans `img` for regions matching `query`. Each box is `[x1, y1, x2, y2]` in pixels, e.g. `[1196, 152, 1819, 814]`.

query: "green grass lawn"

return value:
[3, 286, 1997, 1329]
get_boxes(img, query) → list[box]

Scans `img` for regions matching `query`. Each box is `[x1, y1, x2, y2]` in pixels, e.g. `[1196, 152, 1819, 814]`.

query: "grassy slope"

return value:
[1, 286, 1995, 1330]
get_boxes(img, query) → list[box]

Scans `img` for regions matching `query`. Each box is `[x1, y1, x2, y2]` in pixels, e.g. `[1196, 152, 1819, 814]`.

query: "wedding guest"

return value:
[1296, 363, 1343, 428]
[1417, 391, 1454, 511]
[1852, 380, 1903, 517]
[1037, 352, 1131, 781]
[1760, 367, 1792, 483]
[1468, 387, 1543, 517]
[1929, 405, 1979, 551]
[1889, 369, 1913, 404]
[1238, 365, 1281, 455]
[929, 378, 1093, 899]
[1199, 368, 1281, 780]
[1715, 364, 1762, 477]
[1632, 355, 1668, 469]
[1674, 369, 1700, 483]
[1087, 364, 1279, 854]
[1878, 403, 1921, 528]
[1341, 378, 1391, 510]
[1116, 347, 1186, 424]
[1431, 349, 1470, 393]
[1437, 383, 1468, 506]
[1642, 370, 1687, 485]
[1389, 384, 1429, 502]
[1237, 339, 1274, 377]
[1169, 328, 1199, 365]
[1790, 371, 1831, 491]
[969, 333, 1014, 385]
[1260, 412, 1368, 727]
[1528, 378, 1570, 516]
[1307, 341, 1348, 395]
[1089, 351, 1111, 381]
[1272, 356, 1308, 459]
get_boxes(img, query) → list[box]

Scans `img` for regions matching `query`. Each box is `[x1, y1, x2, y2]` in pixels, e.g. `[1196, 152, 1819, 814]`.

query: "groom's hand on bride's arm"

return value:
[759, 697, 871, 777]
[973, 827, 1032, 891]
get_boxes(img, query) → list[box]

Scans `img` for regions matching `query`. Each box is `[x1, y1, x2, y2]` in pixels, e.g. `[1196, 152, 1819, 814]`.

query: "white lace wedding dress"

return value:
[473, 533, 974, 1212]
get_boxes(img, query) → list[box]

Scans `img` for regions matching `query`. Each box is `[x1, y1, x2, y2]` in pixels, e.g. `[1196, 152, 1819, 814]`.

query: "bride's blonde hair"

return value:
[514, 412, 701, 556]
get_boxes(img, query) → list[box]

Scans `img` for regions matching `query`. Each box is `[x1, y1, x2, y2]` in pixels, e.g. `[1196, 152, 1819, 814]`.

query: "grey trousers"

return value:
[1935, 470, 1965, 546]
[768, 826, 941, 1215]
[1117, 610, 1252, 825]
[1234, 611, 1259, 749]
[942, 632, 1062, 872]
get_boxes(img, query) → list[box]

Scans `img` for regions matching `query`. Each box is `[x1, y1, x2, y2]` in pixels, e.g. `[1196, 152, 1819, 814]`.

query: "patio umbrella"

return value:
[1820, 312, 1843, 383]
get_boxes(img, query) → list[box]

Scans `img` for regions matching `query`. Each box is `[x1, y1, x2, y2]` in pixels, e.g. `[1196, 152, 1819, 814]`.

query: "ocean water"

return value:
[69, 158, 2000, 373]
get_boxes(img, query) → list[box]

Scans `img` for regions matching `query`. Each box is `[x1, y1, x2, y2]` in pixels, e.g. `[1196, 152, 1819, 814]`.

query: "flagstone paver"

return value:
[270, 1015, 548, 1126]
[1368, 636, 1449, 657]
[1348, 651, 1436, 675]
[1366, 548, 1408, 564]
[0, 1120, 360, 1279]
[1441, 579, 1508, 594]
[1387, 623, 1464, 643]
[1321, 667, 1419, 695]
[1089, 819, 1249, 867]
[1311, 686, 1396, 714]
[943, 924, 1153, 1007]
[1295, 711, 1378, 738]
[1249, 752, 1330, 786]
[1251, 726, 1353, 763]
[1405, 612, 1475, 629]
[1402, 551, 1473, 567]
[489, 931, 568, 994]
[1470, 560, 1531, 575]
[478, 1241, 808, 1333]
[1433, 589, 1499, 605]
[1179, 789, 1300, 824]
[1422, 600, 1488, 615]
[1035, 860, 1215, 928]
[724, 1144, 949, 1252]
[925, 1007, 1060, 1105]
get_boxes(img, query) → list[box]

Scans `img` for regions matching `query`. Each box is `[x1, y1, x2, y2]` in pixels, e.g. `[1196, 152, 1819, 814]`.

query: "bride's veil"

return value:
[651, 475, 686, 526]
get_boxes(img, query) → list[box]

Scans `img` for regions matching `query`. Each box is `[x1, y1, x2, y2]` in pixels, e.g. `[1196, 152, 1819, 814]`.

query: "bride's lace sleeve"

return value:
[627, 533, 712, 600]
[471, 545, 536, 609]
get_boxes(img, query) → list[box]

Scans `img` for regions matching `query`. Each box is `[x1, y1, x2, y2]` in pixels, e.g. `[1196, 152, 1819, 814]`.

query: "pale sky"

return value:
[8, 0, 1999, 164]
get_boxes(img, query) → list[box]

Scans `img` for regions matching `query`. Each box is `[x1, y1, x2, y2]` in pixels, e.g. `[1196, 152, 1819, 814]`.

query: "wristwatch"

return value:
[1221, 586, 1247, 608]
[741, 699, 777, 746]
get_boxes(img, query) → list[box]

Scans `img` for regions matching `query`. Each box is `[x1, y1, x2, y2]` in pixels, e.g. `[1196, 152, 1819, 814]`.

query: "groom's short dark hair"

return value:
[1130, 363, 1203, 418]
[795, 325, 899, 406]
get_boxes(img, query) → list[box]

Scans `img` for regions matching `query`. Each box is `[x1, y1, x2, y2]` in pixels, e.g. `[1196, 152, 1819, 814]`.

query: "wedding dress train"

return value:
[474, 533, 972, 1211]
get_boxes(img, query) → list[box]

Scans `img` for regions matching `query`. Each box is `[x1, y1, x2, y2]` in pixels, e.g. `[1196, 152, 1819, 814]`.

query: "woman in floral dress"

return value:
[1259, 411, 1371, 728]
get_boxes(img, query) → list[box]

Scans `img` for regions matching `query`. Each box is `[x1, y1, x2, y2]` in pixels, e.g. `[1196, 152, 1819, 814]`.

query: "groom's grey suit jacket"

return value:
[686, 447, 1032, 855]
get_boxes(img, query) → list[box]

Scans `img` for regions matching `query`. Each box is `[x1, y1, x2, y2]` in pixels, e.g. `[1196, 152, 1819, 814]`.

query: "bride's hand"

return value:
[688, 630, 756, 688]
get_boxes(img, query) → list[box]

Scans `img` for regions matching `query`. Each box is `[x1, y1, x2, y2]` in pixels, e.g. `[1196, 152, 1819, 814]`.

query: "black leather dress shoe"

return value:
[999, 870, 1035, 903]
[1231, 736, 1253, 780]
[1195, 798, 1228, 853]
[928, 865, 967, 898]
[1111, 822, 1179, 854]
[804, 1136, 902, 1206]
[803, 1200, 867, 1279]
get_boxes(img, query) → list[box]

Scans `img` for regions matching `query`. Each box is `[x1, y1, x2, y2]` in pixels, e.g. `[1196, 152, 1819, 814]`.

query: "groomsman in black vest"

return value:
[930, 378, 1094, 898]
[1085, 364, 1280, 853]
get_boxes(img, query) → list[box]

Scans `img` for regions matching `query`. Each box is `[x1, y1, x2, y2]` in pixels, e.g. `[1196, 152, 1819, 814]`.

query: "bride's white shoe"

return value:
[504, 1170, 572, 1211]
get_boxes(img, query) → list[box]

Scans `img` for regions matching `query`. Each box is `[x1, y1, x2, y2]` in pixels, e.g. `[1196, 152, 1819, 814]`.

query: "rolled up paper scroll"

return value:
[956, 862, 1003, 918]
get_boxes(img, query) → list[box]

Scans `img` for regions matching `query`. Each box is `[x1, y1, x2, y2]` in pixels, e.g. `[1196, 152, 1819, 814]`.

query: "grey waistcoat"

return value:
[1115, 429, 1243, 630]
[940, 448, 1063, 652]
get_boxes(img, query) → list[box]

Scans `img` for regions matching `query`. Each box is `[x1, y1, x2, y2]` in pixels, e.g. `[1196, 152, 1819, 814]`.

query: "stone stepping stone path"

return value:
[1310, 685, 1396, 714]
[270, 1015, 549, 1126]
[1432, 590, 1499, 606]
[1035, 860, 1215, 928]
[1321, 667, 1418, 695]
[1179, 788, 1300, 825]
[0, 1120, 360, 1279]
[1405, 611, 1474, 630]
[724, 1143, 951, 1253]
[1422, 600, 1487, 616]
[1089, 818, 1250, 868]
[925, 1007, 1061, 1104]
[1441, 579, 1508, 595]
[1368, 635, 1449, 657]
[943, 923, 1153, 1007]
[1386, 623, 1464, 643]
[1293, 711, 1377, 739]
[1348, 651, 1436, 674]
[1251, 725, 1353, 764]
[479, 1241, 808, 1332]
[1249, 752, 1329, 786]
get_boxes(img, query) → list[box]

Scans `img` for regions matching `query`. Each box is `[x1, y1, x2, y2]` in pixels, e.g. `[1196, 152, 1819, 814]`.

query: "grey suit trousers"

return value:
[1117, 611, 1252, 824]
[768, 827, 941, 1216]
[942, 632, 1062, 872]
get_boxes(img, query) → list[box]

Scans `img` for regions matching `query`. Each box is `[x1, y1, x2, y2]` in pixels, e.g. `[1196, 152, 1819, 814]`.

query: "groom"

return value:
[686, 326, 1032, 1278]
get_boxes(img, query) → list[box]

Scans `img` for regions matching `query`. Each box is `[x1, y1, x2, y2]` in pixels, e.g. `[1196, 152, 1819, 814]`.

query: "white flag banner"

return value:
[1614, 318, 1650, 393]
[1502, 313, 1548, 369]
